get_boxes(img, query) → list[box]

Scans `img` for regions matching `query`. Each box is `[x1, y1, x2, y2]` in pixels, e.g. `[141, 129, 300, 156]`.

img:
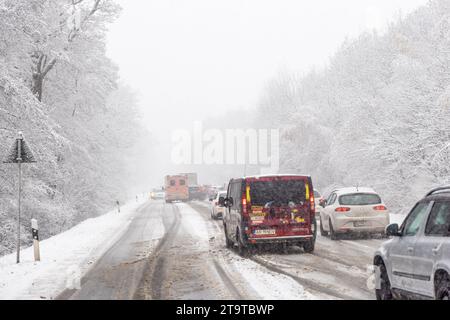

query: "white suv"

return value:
[319, 187, 390, 240]
[374, 186, 450, 300]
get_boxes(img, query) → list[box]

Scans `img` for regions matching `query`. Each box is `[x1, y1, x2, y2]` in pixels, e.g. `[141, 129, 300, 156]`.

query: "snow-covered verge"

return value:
[0, 200, 146, 300]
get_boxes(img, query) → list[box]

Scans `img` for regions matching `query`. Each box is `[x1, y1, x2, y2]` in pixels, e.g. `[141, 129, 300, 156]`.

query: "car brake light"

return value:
[335, 207, 351, 212]
[373, 205, 387, 211]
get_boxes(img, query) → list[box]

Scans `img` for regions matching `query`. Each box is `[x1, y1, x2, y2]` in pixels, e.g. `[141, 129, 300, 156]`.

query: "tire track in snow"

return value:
[212, 259, 244, 300]
[249, 255, 367, 300]
[178, 202, 249, 299]
[134, 203, 181, 300]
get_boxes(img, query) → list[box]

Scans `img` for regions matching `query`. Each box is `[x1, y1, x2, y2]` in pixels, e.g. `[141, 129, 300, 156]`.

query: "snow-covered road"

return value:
[1, 200, 405, 300]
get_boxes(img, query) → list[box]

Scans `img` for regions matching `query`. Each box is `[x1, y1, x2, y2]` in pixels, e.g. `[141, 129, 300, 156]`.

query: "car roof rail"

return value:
[426, 186, 450, 197]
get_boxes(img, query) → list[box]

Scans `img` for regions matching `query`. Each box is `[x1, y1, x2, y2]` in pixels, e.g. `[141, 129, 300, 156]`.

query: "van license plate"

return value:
[254, 229, 276, 236]
[354, 221, 368, 227]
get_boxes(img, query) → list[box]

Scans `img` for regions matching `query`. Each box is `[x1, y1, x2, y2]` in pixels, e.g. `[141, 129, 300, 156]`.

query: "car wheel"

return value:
[236, 230, 248, 257]
[223, 224, 233, 249]
[311, 215, 317, 239]
[439, 287, 450, 300]
[320, 216, 328, 236]
[277, 243, 289, 254]
[436, 275, 450, 300]
[376, 262, 393, 300]
[303, 240, 315, 254]
[329, 219, 338, 240]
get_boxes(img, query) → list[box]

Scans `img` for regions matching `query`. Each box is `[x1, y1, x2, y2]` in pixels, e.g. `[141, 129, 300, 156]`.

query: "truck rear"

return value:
[165, 175, 189, 203]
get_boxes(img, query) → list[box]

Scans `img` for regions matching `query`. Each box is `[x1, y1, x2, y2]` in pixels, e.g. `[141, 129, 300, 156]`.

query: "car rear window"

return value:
[339, 193, 381, 206]
[249, 180, 306, 206]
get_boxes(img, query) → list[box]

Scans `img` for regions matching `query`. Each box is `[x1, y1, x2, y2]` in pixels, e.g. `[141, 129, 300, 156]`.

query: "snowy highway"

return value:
[55, 200, 385, 300]
[2, 0, 450, 305]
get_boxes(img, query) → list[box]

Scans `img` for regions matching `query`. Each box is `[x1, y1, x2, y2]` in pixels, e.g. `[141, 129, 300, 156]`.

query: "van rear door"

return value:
[246, 177, 312, 238]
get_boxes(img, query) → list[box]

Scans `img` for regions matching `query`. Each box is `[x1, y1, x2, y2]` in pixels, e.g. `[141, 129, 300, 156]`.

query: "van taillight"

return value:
[243, 185, 251, 217]
[335, 207, 351, 212]
[310, 193, 315, 213]
[373, 205, 387, 211]
[242, 197, 248, 216]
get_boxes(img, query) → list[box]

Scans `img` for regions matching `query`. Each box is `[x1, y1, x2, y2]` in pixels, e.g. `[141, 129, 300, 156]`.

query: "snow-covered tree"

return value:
[256, 0, 450, 211]
[0, 0, 151, 255]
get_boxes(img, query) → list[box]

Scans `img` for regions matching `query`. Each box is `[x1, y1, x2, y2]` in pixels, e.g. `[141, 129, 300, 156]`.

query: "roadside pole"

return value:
[16, 136, 23, 264]
[31, 219, 40, 262]
[3, 132, 37, 264]
[17, 159, 22, 264]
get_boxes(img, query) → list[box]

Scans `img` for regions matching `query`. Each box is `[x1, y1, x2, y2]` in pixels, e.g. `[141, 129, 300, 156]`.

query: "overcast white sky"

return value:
[106, 0, 428, 135]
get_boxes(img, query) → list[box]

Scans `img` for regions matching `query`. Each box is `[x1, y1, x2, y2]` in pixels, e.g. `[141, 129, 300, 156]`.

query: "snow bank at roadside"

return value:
[0, 199, 146, 300]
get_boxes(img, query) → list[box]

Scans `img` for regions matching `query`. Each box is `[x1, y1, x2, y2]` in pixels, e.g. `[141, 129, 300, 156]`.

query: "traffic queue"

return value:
[155, 172, 450, 300]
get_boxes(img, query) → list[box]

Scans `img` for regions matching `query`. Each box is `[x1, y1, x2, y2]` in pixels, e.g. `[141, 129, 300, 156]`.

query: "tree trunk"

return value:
[31, 72, 43, 102]
[30, 52, 56, 102]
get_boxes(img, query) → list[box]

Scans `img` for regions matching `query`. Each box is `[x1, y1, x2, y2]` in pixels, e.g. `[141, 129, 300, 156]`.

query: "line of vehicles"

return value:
[209, 174, 390, 255]
[153, 172, 449, 300]
[207, 174, 449, 300]
[151, 173, 225, 204]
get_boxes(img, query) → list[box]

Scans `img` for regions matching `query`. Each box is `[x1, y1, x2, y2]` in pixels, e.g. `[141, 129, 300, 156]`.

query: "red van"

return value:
[221, 175, 317, 255]
[165, 175, 189, 203]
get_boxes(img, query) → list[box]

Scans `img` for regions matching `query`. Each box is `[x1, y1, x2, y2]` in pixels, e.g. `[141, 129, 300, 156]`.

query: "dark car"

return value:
[221, 175, 317, 256]
[188, 186, 207, 201]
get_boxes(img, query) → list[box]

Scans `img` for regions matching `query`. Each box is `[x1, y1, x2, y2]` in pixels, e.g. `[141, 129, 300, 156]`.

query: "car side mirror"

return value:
[219, 197, 226, 207]
[386, 224, 401, 237]
[319, 199, 326, 208]
[222, 197, 233, 208]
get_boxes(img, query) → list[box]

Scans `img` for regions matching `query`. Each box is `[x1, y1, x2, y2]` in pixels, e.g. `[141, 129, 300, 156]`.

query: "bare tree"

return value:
[30, 0, 108, 101]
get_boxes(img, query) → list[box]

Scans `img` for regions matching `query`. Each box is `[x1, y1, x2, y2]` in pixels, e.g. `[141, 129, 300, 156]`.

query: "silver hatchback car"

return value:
[374, 186, 450, 300]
